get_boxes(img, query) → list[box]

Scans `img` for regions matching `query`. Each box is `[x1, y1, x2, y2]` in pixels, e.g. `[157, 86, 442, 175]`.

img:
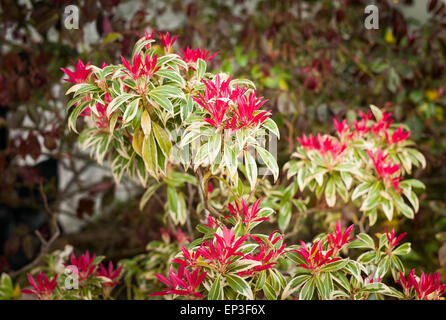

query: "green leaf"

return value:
[255, 270, 267, 291]
[357, 251, 377, 264]
[278, 202, 292, 232]
[387, 68, 400, 93]
[348, 233, 375, 249]
[66, 83, 98, 96]
[361, 282, 388, 294]
[167, 186, 178, 213]
[299, 278, 315, 300]
[141, 110, 152, 136]
[381, 198, 394, 221]
[244, 151, 257, 190]
[142, 132, 158, 178]
[324, 177, 336, 207]
[319, 259, 347, 273]
[209, 276, 224, 300]
[331, 272, 351, 292]
[281, 275, 311, 299]
[224, 144, 238, 179]
[406, 149, 426, 169]
[155, 68, 185, 87]
[340, 171, 353, 190]
[150, 93, 174, 114]
[393, 242, 411, 256]
[139, 182, 162, 210]
[343, 261, 363, 283]
[197, 58, 206, 80]
[152, 121, 172, 158]
[122, 98, 141, 123]
[369, 105, 383, 121]
[360, 182, 381, 211]
[227, 260, 261, 273]
[254, 145, 279, 181]
[225, 274, 253, 300]
[352, 182, 372, 201]
[375, 256, 390, 278]
[396, 199, 414, 219]
[68, 101, 90, 133]
[262, 117, 280, 139]
[208, 132, 222, 163]
[107, 93, 138, 117]
[263, 282, 277, 300]
[150, 85, 183, 98]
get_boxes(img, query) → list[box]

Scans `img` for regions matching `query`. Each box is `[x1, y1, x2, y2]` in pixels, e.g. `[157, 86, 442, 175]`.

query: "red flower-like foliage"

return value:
[397, 269, 446, 300]
[159, 32, 178, 53]
[298, 133, 346, 159]
[385, 125, 411, 145]
[193, 75, 238, 129]
[296, 240, 340, 271]
[202, 216, 220, 230]
[22, 272, 58, 300]
[121, 54, 160, 81]
[242, 232, 290, 275]
[197, 225, 248, 270]
[61, 59, 91, 84]
[172, 246, 202, 269]
[203, 99, 231, 128]
[96, 261, 123, 288]
[150, 265, 206, 298]
[64, 251, 97, 283]
[226, 199, 269, 227]
[181, 46, 218, 66]
[201, 74, 235, 100]
[195, 74, 270, 129]
[137, 29, 155, 49]
[366, 148, 402, 191]
[385, 228, 407, 251]
[174, 228, 191, 245]
[327, 220, 355, 251]
[333, 118, 352, 140]
[371, 111, 393, 136]
[193, 74, 267, 130]
[160, 227, 190, 245]
[364, 276, 382, 285]
[233, 91, 269, 128]
[80, 93, 113, 129]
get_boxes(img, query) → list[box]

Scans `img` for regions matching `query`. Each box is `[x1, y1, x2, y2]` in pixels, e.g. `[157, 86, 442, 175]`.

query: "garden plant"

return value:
[0, 0, 445, 301]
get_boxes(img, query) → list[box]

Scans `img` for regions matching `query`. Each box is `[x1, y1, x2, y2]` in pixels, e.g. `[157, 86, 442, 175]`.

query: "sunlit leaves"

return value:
[106, 93, 138, 117]
[244, 151, 257, 191]
[142, 132, 158, 178]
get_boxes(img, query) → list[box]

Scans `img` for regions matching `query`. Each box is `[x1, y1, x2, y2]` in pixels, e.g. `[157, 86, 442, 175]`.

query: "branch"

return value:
[10, 181, 60, 278]
[194, 168, 223, 218]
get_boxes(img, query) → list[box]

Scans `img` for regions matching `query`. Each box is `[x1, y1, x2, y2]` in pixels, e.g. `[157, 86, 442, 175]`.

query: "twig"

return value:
[194, 168, 223, 218]
[10, 181, 60, 278]
[186, 183, 196, 239]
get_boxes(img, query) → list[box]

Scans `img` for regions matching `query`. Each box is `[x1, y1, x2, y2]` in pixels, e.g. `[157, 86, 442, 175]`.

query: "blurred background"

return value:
[0, 0, 445, 286]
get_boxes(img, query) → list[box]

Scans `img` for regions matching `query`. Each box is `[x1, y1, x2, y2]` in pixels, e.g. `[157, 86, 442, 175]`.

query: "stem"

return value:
[10, 181, 60, 278]
[194, 168, 223, 218]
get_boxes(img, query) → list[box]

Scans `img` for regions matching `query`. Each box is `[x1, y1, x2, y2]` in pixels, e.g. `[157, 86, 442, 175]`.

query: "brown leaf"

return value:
[27, 134, 41, 161]
[43, 133, 57, 150]
[76, 197, 95, 219]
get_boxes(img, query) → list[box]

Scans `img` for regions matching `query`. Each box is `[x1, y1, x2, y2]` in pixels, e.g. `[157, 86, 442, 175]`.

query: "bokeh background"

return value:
[0, 0, 445, 290]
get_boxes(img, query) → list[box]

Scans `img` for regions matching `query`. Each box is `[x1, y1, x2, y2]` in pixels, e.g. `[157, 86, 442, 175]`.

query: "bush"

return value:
[14, 32, 443, 300]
